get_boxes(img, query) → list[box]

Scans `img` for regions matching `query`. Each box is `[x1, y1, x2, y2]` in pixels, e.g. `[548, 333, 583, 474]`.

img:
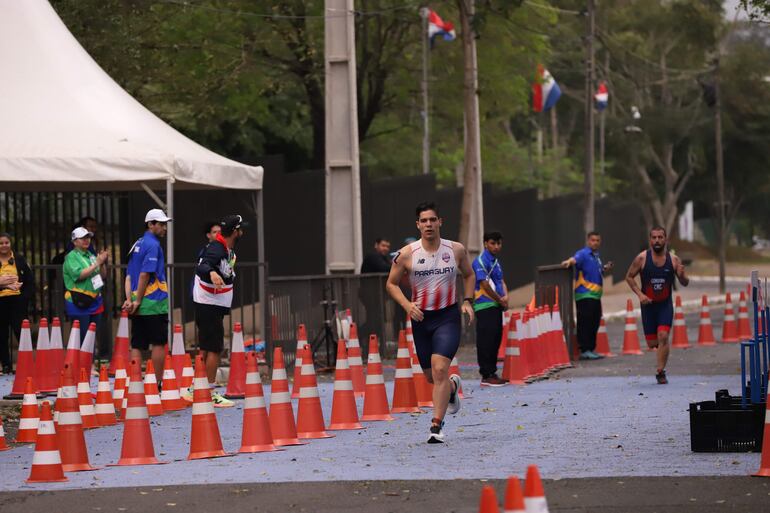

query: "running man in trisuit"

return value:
[625, 226, 689, 384]
[386, 202, 475, 443]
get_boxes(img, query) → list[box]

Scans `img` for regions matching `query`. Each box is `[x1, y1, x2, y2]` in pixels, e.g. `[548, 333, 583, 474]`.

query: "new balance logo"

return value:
[418, 259, 425, 264]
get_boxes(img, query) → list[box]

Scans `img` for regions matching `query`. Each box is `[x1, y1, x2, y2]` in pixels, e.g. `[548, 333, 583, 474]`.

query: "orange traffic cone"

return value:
[112, 356, 128, 415]
[478, 485, 500, 513]
[391, 330, 420, 414]
[503, 476, 526, 513]
[738, 291, 752, 341]
[188, 355, 229, 460]
[329, 339, 364, 430]
[518, 312, 537, 381]
[347, 323, 366, 399]
[49, 318, 65, 379]
[109, 311, 130, 376]
[362, 334, 394, 421]
[143, 360, 164, 416]
[56, 364, 98, 471]
[79, 322, 97, 377]
[121, 373, 131, 418]
[291, 324, 308, 399]
[501, 313, 516, 381]
[180, 352, 194, 391]
[77, 368, 98, 429]
[160, 355, 185, 411]
[34, 318, 56, 394]
[112, 359, 165, 466]
[671, 296, 690, 349]
[0, 415, 9, 451]
[498, 311, 511, 361]
[63, 320, 81, 369]
[722, 293, 740, 343]
[16, 377, 40, 443]
[225, 323, 247, 398]
[595, 317, 616, 357]
[268, 347, 305, 446]
[622, 299, 643, 355]
[94, 364, 117, 426]
[296, 345, 335, 438]
[170, 324, 187, 386]
[549, 305, 571, 369]
[26, 402, 67, 483]
[753, 400, 770, 477]
[240, 352, 280, 453]
[697, 295, 717, 345]
[7, 319, 35, 399]
[410, 341, 434, 407]
[507, 314, 529, 386]
[524, 465, 549, 513]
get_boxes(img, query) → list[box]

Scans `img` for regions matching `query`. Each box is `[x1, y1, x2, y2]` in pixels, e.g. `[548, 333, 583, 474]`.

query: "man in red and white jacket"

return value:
[185, 214, 245, 407]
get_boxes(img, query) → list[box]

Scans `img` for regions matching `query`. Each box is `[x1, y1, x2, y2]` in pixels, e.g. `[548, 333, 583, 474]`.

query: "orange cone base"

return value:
[297, 430, 335, 439]
[328, 422, 365, 430]
[623, 349, 644, 355]
[753, 468, 770, 477]
[417, 401, 434, 407]
[390, 406, 421, 414]
[361, 413, 395, 422]
[272, 437, 305, 447]
[0, 443, 9, 451]
[61, 463, 100, 472]
[700, 340, 717, 346]
[111, 457, 167, 466]
[27, 472, 68, 483]
[239, 444, 282, 453]
[187, 450, 233, 460]
[161, 402, 186, 412]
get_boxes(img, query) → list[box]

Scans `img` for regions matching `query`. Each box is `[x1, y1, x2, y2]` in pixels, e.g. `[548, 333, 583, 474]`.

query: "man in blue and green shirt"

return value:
[561, 231, 613, 360]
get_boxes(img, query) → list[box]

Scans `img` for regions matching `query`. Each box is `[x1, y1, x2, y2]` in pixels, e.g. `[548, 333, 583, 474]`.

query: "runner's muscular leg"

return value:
[656, 329, 670, 371]
[430, 354, 452, 421]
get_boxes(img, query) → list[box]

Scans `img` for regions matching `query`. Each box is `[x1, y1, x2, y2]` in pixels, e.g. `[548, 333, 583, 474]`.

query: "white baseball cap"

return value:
[71, 227, 94, 241]
[144, 208, 172, 223]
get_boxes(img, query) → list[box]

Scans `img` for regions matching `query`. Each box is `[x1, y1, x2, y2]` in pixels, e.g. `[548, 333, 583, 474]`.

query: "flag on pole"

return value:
[532, 65, 562, 112]
[427, 9, 456, 46]
[595, 81, 609, 111]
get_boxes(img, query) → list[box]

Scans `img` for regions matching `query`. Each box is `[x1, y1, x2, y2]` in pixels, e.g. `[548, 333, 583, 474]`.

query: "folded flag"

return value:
[532, 65, 561, 112]
[427, 9, 456, 45]
[595, 81, 608, 111]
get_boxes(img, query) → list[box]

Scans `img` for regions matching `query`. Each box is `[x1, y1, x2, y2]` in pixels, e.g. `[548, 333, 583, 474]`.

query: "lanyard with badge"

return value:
[76, 250, 103, 291]
[476, 254, 500, 293]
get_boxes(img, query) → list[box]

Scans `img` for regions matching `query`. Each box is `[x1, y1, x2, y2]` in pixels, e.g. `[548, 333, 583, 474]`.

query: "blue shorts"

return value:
[641, 300, 673, 342]
[412, 304, 461, 369]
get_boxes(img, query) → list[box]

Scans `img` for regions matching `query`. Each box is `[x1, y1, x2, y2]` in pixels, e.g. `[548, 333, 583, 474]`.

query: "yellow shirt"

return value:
[0, 253, 21, 298]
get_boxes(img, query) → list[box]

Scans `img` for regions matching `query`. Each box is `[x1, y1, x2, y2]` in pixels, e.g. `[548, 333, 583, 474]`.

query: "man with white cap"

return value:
[122, 208, 171, 383]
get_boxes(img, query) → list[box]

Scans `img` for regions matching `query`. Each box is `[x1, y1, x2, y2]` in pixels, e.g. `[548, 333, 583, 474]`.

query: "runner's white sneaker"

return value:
[211, 391, 235, 408]
[427, 422, 445, 444]
[447, 374, 462, 415]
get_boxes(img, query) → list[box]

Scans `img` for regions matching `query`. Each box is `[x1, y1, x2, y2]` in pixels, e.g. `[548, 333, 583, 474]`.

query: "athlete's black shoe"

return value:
[655, 370, 668, 384]
[428, 421, 445, 444]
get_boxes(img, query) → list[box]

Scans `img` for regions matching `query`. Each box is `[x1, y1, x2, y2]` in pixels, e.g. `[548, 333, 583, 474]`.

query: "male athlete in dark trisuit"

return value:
[625, 226, 689, 384]
[386, 202, 476, 443]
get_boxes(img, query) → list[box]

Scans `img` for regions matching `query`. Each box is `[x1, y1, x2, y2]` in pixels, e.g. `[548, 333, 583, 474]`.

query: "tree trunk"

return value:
[457, 0, 479, 247]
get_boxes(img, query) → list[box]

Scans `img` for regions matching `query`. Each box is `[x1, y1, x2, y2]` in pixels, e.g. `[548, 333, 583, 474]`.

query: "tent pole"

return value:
[256, 188, 268, 357]
[166, 178, 175, 334]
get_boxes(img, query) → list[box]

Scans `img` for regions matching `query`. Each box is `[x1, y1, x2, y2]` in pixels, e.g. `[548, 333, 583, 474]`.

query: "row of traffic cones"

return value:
[478, 465, 549, 513]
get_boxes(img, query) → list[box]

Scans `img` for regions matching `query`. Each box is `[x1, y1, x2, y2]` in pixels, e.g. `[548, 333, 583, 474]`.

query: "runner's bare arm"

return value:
[672, 254, 689, 286]
[625, 252, 651, 304]
[386, 245, 423, 321]
[454, 242, 475, 323]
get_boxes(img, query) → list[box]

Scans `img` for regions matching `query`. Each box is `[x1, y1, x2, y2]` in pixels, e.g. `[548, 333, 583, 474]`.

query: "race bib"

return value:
[91, 274, 104, 290]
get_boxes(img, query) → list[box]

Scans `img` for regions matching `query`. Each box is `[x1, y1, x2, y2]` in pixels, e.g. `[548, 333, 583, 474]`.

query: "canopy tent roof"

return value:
[0, 0, 263, 191]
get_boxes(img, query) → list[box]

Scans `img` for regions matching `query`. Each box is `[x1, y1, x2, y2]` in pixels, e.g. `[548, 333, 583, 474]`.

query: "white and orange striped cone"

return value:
[225, 322, 247, 399]
[160, 355, 185, 411]
[498, 311, 511, 362]
[0, 415, 9, 451]
[738, 291, 752, 341]
[524, 464, 549, 513]
[296, 345, 335, 438]
[697, 295, 717, 346]
[94, 364, 117, 427]
[78, 322, 97, 377]
[49, 318, 65, 379]
[170, 324, 186, 385]
[410, 341, 434, 407]
[52, 371, 63, 426]
[109, 311, 130, 376]
[121, 374, 131, 419]
[112, 356, 127, 415]
[362, 334, 394, 421]
[722, 293, 740, 343]
[550, 304, 572, 368]
[594, 318, 616, 357]
[77, 368, 98, 429]
[180, 352, 195, 391]
[112, 360, 165, 466]
[449, 356, 465, 398]
[753, 399, 770, 477]
[26, 402, 67, 483]
[291, 324, 308, 399]
[56, 364, 98, 471]
[507, 314, 529, 386]
[503, 475, 526, 513]
[540, 307, 558, 372]
[347, 323, 366, 398]
[329, 339, 364, 430]
[622, 299, 643, 355]
[240, 352, 280, 453]
[16, 377, 40, 443]
[268, 347, 305, 446]
[143, 360, 164, 417]
[34, 318, 56, 394]
[6, 319, 36, 399]
[671, 296, 690, 349]
[501, 313, 516, 381]
[522, 312, 543, 378]
[518, 312, 537, 381]
[188, 354, 229, 460]
[391, 330, 420, 414]
[63, 320, 81, 369]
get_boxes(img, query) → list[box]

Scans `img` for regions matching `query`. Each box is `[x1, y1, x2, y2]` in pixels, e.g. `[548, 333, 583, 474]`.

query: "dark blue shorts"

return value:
[641, 300, 673, 342]
[412, 304, 461, 369]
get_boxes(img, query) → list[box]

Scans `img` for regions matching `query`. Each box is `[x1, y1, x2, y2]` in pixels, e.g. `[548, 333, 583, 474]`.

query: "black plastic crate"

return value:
[689, 397, 766, 453]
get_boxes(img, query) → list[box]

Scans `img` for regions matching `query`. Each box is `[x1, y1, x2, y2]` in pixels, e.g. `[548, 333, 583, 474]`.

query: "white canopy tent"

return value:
[0, 0, 266, 329]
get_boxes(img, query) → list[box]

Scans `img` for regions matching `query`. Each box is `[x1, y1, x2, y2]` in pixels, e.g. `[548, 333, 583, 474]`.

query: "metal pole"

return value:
[165, 178, 174, 332]
[583, 0, 596, 234]
[714, 58, 726, 294]
[420, 7, 430, 175]
[256, 189, 268, 352]
[599, 109, 606, 186]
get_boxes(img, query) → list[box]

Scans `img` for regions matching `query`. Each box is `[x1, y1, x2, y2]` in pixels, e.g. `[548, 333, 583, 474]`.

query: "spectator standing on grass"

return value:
[63, 227, 109, 345]
[0, 233, 34, 375]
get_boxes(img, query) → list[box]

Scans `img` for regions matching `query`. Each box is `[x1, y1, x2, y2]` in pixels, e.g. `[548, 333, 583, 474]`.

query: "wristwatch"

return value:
[463, 297, 474, 304]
